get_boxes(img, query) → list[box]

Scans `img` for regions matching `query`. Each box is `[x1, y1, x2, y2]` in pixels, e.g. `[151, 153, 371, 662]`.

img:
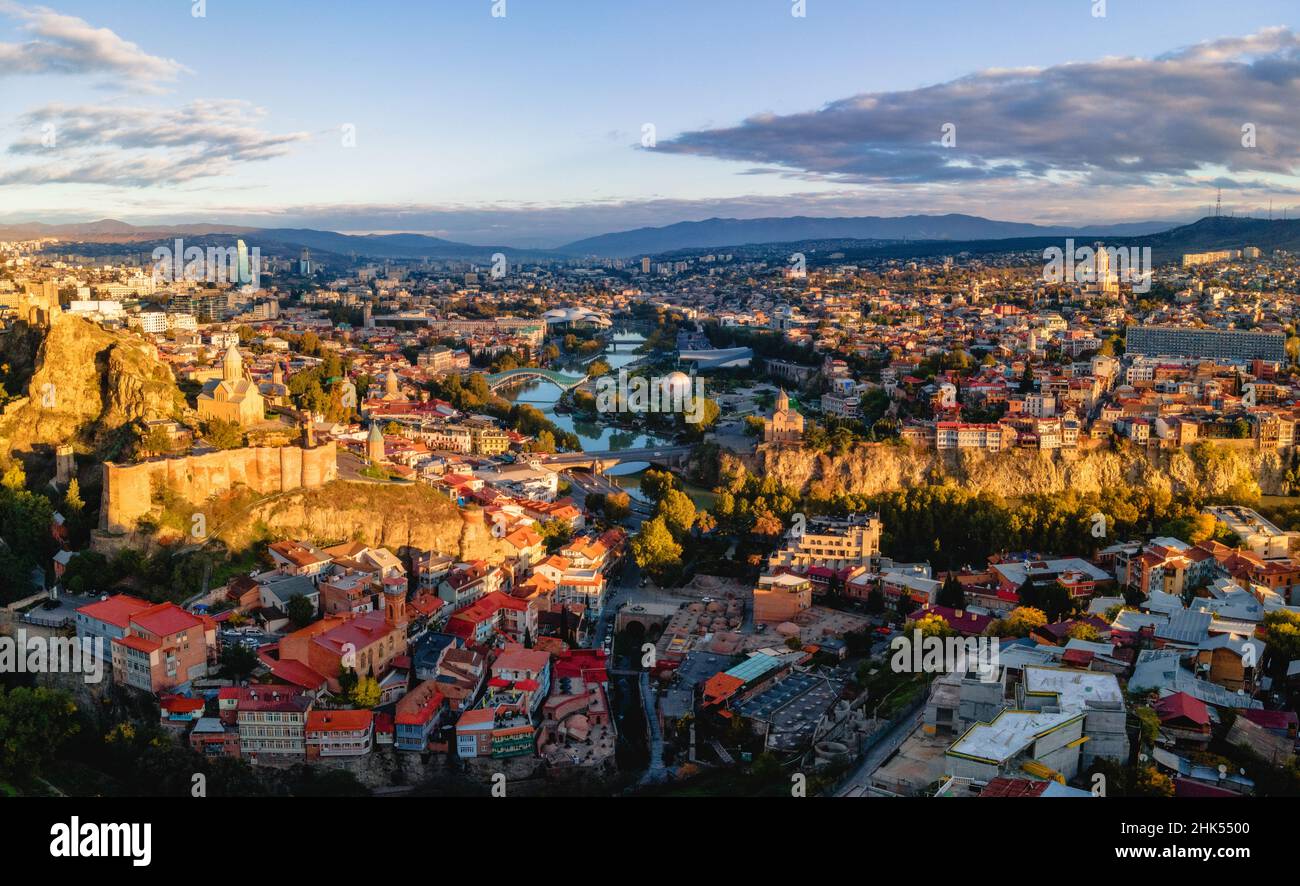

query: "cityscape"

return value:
[1, 0, 1298, 853]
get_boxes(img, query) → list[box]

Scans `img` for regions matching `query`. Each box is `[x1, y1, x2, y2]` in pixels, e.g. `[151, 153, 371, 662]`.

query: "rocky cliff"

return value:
[0, 314, 187, 460]
[748, 440, 1286, 500]
[243, 481, 515, 563]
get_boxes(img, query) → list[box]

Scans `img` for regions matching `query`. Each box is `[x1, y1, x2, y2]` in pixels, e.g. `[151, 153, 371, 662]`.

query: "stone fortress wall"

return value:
[100, 442, 338, 534]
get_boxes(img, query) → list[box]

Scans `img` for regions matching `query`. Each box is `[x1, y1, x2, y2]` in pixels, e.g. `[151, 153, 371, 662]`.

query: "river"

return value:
[498, 329, 715, 508]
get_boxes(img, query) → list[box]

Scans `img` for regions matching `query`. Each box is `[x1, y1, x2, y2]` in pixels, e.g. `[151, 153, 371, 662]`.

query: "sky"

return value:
[2, 0, 1300, 246]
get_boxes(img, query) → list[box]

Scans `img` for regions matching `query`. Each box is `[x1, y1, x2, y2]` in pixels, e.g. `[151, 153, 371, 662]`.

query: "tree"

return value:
[63, 478, 84, 519]
[1066, 622, 1101, 642]
[1018, 579, 1073, 622]
[350, 676, 382, 708]
[631, 516, 683, 577]
[656, 488, 697, 539]
[141, 425, 175, 457]
[640, 469, 678, 502]
[1129, 765, 1175, 798]
[1262, 610, 1300, 663]
[908, 612, 954, 639]
[203, 419, 245, 450]
[937, 574, 965, 609]
[538, 519, 573, 553]
[694, 510, 717, 535]
[993, 606, 1048, 638]
[0, 686, 79, 780]
[604, 492, 632, 522]
[751, 509, 784, 538]
[1133, 706, 1160, 747]
[220, 644, 259, 681]
[286, 594, 316, 628]
[1, 463, 26, 491]
[337, 666, 359, 698]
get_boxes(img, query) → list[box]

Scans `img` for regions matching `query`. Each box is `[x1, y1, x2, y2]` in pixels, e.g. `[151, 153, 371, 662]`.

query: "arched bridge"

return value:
[485, 368, 588, 392]
[542, 445, 694, 471]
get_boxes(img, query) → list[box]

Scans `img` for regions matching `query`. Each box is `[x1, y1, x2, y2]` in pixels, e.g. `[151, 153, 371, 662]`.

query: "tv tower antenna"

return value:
[1215, 188, 1222, 218]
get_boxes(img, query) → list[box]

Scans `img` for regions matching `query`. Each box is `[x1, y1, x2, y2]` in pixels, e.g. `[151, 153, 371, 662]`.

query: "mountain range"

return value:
[7, 213, 1298, 264]
[554, 213, 1181, 257]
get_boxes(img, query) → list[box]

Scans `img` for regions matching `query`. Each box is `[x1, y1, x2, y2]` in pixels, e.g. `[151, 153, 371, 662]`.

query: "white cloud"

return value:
[3, 101, 311, 186]
[0, 2, 188, 89]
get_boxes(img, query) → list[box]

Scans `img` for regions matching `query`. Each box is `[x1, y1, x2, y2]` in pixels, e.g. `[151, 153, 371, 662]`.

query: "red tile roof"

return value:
[131, 602, 202, 637]
[77, 594, 152, 629]
[1153, 691, 1210, 727]
[306, 710, 373, 732]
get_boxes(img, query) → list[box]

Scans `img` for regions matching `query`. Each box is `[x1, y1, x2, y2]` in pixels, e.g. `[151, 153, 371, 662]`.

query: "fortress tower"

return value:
[367, 422, 385, 464]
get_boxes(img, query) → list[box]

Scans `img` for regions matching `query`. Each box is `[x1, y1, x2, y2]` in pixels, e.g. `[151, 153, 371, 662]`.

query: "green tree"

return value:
[141, 425, 175, 457]
[656, 488, 697, 539]
[203, 419, 245, 450]
[631, 516, 683, 577]
[937, 573, 965, 609]
[1262, 610, 1300, 663]
[0, 686, 79, 780]
[286, 594, 316, 628]
[640, 469, 678, 502]
[538, 519, 573, 553]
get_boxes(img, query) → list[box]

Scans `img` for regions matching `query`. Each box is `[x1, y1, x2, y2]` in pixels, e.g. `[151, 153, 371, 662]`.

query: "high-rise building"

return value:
[236, 240, 251, 284]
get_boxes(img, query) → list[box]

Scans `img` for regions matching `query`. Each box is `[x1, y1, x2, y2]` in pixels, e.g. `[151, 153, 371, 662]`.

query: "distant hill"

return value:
[14, 213, 1295, 264]
[647, 216, 1300, 267]
[254, 228, 553, 261]
[0, 218, 255, 243]
[557, 213, 1181, 257]
[1113, 215, 1300, 262]
[4, 219, 557, 261]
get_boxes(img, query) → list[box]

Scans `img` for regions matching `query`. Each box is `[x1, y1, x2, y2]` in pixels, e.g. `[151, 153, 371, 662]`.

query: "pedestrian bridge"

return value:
[485, 368, 588, 392]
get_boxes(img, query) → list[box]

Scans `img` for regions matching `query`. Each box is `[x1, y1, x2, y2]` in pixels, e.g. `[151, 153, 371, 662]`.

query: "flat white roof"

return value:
[948, 709, 1082, 764]
[1023, 665, 1123, 709]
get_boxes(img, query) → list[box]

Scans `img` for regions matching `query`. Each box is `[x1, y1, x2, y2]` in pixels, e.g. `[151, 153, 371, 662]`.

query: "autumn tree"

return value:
[992, 606, 1048, 638]
[350, 676, 382, 708]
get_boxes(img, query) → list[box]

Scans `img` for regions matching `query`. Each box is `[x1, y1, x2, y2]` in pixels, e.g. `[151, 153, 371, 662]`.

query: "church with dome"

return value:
[197, 342, 266, 428]
[763, 389, 804, 444]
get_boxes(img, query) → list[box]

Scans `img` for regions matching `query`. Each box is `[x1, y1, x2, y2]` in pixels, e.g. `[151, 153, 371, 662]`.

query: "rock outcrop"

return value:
[748, 440, 1285, 500]
[246, 481, 515, 564]
[0, 314, 186, 460]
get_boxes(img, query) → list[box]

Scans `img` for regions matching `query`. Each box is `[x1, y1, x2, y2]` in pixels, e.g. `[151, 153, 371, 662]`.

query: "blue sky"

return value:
[2, 0, 1300, 245]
